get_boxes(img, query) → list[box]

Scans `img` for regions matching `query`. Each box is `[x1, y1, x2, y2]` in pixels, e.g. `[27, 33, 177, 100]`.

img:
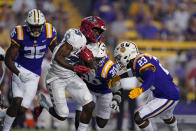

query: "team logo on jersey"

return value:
[120, 47, 126, 53]
[65, 33, 70, 40]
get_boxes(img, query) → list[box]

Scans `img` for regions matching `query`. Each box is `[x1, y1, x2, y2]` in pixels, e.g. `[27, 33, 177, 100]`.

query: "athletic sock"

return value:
[142, 121, 154, 131]
[0, 108, 7, 118]
[167, 120, 178, 131]
[77, 122, 88, 131]
[3, 114, 15, 131]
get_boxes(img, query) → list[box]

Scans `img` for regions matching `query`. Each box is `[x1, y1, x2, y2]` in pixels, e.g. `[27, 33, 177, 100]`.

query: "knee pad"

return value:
[134, 112, 149, 128]
[134, 112, 143, 125]
[55, 104, 69, 118]
[163, 116, 176, 124]
[96, 117, 108, 128]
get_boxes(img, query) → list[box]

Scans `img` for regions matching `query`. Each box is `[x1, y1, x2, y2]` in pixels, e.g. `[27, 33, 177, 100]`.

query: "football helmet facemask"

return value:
[80, 16, 106, 43]
[114, 41, 139, 70]
[93, 43, 107, 67]
[25, 9, 46, 37]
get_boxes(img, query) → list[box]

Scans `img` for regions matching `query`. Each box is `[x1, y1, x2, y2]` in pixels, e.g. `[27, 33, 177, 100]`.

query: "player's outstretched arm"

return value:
[5, 43, 20, 75]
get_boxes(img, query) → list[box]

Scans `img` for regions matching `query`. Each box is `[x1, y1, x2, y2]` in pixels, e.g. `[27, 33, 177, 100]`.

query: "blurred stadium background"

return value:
[0, 0, 196, 131]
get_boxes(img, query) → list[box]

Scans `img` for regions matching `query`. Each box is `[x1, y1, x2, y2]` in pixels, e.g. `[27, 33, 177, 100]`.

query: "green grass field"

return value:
[12, 129, 68, 131]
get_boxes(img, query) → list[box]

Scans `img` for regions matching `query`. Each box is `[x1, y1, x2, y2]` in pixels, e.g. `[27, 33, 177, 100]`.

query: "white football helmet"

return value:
[25, 9, 46, 37]
[114, 41, 139, 69]
[64, 28, 87, 50]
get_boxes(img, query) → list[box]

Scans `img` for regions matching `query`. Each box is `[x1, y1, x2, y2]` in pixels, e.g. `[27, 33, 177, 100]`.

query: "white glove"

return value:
[110, 100, 119, 112]
[18, 72, 31, 83]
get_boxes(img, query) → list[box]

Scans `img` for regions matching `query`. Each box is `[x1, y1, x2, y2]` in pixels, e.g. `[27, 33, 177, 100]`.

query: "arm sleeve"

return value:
[140, 69, 154, 91]
[107, 64, 118, 79]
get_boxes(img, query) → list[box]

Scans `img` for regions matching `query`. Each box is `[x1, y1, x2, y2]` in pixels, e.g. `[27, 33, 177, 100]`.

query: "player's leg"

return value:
[163, 116, 178, 131]
[134, 112, 153, 131]
[2, 72, 24, 131]
[66, 75, 94, 131]
[95, 92, 113, 128]
[45, 78, 68, 121]
[160, 101, 179, 131]
[136, 98, 176, 131]
[3, 70, 39, 131]
[34, 75, 68, 121]
[75, 109, 81, 130]
[3, 97, 23, 131]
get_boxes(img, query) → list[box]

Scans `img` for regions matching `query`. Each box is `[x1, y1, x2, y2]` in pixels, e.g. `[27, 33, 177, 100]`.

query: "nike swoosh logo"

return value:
[42, 39, 47, 42]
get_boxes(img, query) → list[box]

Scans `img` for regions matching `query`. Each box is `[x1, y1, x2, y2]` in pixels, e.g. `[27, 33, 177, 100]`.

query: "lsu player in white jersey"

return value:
[34, 28, 95, 131]
[75, 42, 122, 129]
[2, 9, 57, 131]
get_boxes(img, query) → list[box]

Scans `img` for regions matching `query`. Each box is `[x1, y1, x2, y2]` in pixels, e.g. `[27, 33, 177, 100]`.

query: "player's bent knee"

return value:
[134, 112, 149, 128]
[134, 112, 143, 124]
[163, 116, 176, 124]
[96, 117, 108, 128]
[18, 106, 27, 115]
[55, 105, 69, 119]
[7, 97, 23, 117]
[83, 101, 95, 112]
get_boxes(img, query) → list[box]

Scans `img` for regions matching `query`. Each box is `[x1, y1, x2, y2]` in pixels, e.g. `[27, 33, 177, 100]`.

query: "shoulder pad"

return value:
[45, 23, 56, 38]
[101, 59, 115, 78]
[133, 53, 156, 74]
[133, 53, 152, 70]
[10, 26, 24, 40]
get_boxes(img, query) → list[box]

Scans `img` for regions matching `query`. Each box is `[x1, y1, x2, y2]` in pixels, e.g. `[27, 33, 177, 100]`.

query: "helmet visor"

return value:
[92, 27, 104, 41]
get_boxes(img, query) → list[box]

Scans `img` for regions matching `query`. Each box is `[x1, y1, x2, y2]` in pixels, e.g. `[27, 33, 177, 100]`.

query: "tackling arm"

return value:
[129, 66, 155, 99]
[108, 70, 133, 89]
[111, 81, 122, 105]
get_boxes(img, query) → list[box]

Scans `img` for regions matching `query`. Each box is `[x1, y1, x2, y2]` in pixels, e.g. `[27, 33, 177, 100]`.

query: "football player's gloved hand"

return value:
[87, 69, 96, 78]
[129, 87, 143, 99]
[108, 75, 121, 89]
[18, 72, 31, 83]
[79, 47, 93, 62]
[74, 65, 90, 74]
[110, 100, 119, 112]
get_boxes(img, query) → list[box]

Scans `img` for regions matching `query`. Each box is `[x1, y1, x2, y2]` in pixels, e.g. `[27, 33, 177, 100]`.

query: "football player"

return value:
[109, 41, 180, 131]
[75, 16, 122, 129]
[2, 9, 57, 131]
[75, 43, 122, 129]
[34, 28, 95, 131]
[0, 46, 5, 99]
[0, 46, 6, 126]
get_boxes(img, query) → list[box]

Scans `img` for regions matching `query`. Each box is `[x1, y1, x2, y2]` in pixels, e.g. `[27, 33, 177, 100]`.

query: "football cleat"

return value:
[39, 93, 52, 110]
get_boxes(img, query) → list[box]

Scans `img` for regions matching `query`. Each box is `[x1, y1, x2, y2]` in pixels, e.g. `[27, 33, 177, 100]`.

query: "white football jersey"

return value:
[50, 28, 87, 78]
[0, 46, 5, 84]
[87, 42, 107, 58]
